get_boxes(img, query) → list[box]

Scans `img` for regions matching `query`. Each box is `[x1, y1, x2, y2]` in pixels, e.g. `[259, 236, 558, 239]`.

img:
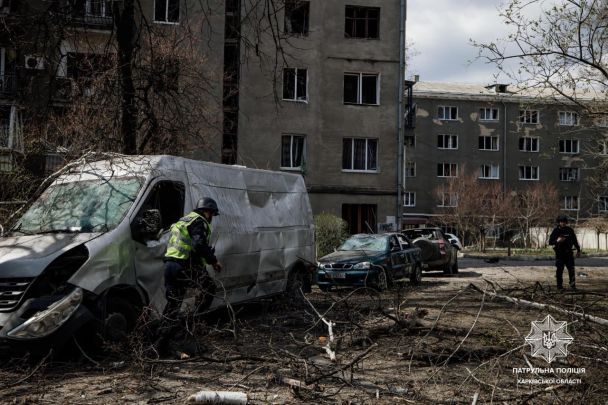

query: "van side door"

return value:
[131, 181, 185, 312]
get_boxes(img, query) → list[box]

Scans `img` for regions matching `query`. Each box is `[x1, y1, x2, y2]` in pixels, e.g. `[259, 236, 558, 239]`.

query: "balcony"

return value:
[67, 1, 114, 30]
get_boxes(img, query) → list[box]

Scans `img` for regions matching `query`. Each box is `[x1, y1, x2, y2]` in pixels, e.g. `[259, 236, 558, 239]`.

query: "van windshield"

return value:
[15, 177, 143, 234]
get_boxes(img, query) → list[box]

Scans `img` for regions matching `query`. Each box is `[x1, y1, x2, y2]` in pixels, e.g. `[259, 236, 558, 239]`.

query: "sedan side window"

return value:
[397, 234, 411, 248]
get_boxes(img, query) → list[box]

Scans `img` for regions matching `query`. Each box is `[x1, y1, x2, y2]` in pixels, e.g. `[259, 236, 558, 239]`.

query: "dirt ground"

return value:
[1, 256, 608, 404]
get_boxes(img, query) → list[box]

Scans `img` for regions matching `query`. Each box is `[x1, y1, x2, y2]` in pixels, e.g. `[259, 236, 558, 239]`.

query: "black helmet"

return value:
[196, 197, 219, 216]
[556, 214, 568, 223]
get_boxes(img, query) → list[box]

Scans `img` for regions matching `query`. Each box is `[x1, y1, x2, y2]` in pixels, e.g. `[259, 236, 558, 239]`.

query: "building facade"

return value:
[403, 82, 607, 228]
[0, 1, 407, 234]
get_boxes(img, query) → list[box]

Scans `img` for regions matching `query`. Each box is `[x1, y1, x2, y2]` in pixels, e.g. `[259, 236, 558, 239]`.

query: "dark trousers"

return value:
[555, 253, 575, 288]
[163, 260, 189, 319]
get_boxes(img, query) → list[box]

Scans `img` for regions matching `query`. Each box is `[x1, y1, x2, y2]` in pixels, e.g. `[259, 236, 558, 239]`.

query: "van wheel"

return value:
[287, 266, 310, 294]
[410, 264, 422, 285]
[102, 297, 138, 343]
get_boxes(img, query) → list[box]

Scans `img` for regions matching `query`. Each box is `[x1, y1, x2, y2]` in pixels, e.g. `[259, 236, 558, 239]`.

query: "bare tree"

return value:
[510, 183, 560, 248]
[476, 0, 608, 111]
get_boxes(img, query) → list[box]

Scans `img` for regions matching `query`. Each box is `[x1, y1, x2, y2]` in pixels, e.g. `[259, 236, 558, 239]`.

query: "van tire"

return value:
[102, 296, 138, 343]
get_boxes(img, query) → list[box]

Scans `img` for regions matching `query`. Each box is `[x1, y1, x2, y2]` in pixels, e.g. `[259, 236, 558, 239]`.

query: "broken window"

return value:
[284, 0, 309, 35]
[343, 73, 378, 105]
[17, 177, 144, 234]
[345, 5, 379, 39]
[282, 67, 307, 101]
[342, 138, 377, 171]
[281, 134, 305, 169]
[155, 0, 179, 23]
[131, 181, 185, 242]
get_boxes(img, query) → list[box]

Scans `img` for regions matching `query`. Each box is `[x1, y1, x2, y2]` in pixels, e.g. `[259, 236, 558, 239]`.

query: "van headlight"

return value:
[7, 288, 83, 339]
[353, 261, 371, 269]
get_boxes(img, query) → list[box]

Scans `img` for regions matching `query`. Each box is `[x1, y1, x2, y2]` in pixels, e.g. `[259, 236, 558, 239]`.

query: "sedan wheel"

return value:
[374, 268, 388, 291]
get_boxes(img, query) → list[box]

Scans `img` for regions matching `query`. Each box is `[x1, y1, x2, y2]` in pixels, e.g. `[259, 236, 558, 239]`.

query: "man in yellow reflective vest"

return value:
[163, 197, 223, 318]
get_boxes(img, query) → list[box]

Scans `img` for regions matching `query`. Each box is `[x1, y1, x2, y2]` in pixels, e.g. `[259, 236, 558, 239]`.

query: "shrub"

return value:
[314, 213, 348, 259]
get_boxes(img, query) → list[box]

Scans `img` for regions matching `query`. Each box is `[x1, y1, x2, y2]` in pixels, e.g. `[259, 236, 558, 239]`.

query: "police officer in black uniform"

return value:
[548, 215, 581, 290]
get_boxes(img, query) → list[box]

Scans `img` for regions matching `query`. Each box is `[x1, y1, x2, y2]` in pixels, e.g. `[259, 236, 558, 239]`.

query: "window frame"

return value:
[280, 134, 306, 170]
[403, 191, 416, 207]
[438, 191, 458, 207]
[343, 72, 380, 105]
[437, 162, 458, 178]
[518, 165, 540, 181]
[519, 136, 539, 152]
[599, 196, 608, 212]
[437, 105, 458, 121]
[478, 134, 499, 151]
[282, 67, 308, 102]
[559, 167, 580, 182]
[344, 5, 380, 39]
[559, 139, 580, 154]
[479, 107, 499, 121]
[519, 109, 540, 124]
[342, 137, 378, 172]
[479, 164, 500, 179]
[153, 0, 180, 24]
[404, 160, 415, 177]
[562, 195, 579, 211]
[558, 111, 580, 126]
[437, 134, 458, 150]
[284, 0, 310, 36]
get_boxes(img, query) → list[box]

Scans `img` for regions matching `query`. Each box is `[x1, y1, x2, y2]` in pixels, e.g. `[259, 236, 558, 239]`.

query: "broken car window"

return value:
[16, 177, 143, 234]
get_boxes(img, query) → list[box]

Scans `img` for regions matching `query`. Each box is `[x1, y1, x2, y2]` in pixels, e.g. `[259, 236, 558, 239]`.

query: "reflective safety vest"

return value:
[164, 211, 212, 264]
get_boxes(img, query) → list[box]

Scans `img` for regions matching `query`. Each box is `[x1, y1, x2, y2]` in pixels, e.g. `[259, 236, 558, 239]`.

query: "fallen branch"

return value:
[305, 343, 377, 385]
[469, 283, 608, 327]
[0, 349, 52, 390]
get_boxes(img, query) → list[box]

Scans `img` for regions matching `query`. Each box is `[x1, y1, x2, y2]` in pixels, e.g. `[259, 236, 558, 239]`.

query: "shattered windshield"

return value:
[14, 177, 143, 234]
[338, 235, 388, 252]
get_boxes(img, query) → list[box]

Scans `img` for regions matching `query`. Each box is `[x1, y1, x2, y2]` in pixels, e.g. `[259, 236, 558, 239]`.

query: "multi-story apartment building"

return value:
[237, 1, 407, 234]
[403, 81, 607, 227]
[0, 1, 408, 234]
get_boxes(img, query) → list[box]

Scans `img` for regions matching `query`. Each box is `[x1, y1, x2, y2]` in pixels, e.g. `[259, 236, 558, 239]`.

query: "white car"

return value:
[445, 233, 463, 251]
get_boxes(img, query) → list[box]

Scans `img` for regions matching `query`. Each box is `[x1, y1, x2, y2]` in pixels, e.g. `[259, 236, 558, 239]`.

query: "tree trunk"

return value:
[115, 0, 138, 155]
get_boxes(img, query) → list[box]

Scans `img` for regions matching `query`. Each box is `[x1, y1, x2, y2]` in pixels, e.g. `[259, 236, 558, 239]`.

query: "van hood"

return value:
[319, 250, 384, 264]
[0, 233, 101, 278]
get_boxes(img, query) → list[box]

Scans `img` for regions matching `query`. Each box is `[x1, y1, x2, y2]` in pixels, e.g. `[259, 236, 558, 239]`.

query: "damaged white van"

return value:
[0, 155, 315, 351]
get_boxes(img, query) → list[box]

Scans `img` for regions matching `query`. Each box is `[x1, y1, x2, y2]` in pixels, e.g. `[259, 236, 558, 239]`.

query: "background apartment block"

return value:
[403, 82, 607, 228]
